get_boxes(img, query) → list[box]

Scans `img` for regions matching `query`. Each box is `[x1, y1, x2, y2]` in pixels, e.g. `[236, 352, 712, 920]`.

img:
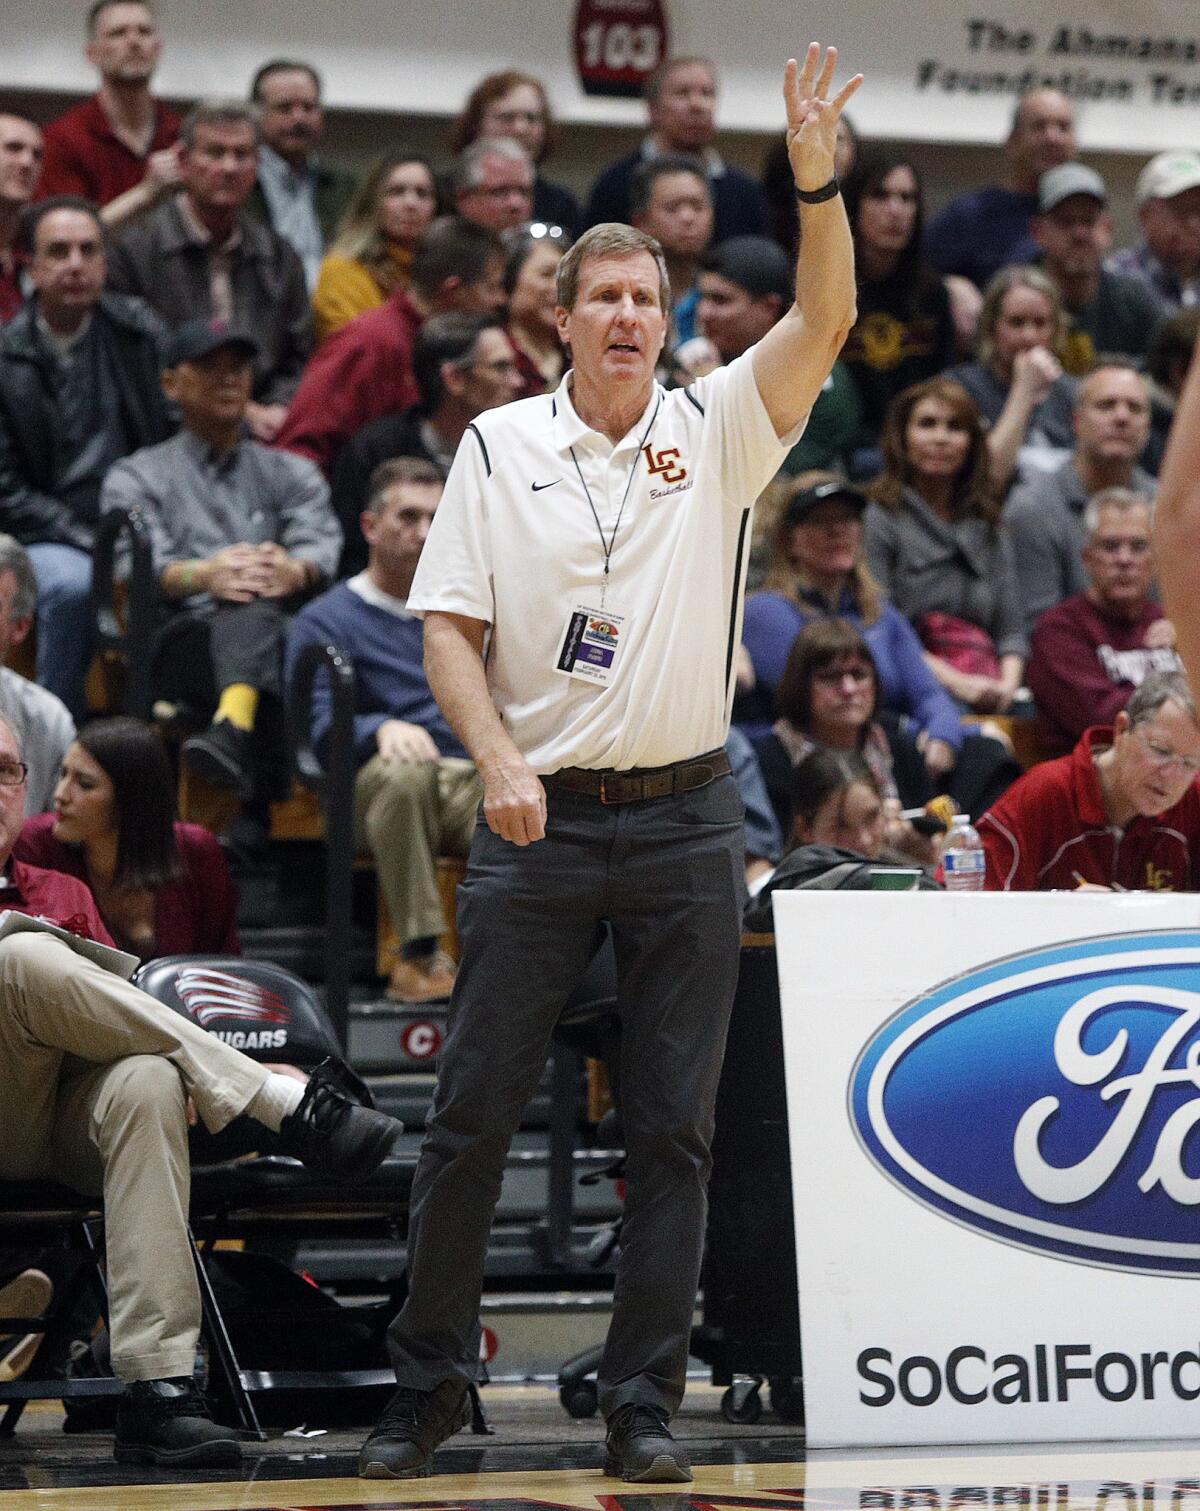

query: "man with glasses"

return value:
[978, 669, 1200, 890]
[454, 139, 535, 234]
[1027, 488, 1181, 757]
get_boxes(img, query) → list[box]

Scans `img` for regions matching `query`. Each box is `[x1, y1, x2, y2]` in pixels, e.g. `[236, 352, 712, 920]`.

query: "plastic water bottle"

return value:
[942, 814, 986, 891]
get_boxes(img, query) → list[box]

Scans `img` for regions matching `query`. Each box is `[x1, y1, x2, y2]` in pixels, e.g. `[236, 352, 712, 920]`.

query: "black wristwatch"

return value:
[795, 176, 840, 204]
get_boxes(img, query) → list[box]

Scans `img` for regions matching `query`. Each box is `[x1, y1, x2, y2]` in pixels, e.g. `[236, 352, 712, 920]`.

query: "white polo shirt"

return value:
[408, 349, 804, 773]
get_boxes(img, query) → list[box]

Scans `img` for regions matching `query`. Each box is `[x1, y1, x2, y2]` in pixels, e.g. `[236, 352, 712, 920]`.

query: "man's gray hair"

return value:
[556, 223, 672, 314]
[1083, 487, 1154, 538]
[0, 534, 38, 621]
[1126, 669, 1196, 728]
[456, 137, 532, 192]
[181, 100, 261, 148]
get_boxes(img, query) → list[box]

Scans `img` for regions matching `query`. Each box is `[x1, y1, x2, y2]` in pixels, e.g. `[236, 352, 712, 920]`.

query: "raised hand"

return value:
[784, 43, 863, 191]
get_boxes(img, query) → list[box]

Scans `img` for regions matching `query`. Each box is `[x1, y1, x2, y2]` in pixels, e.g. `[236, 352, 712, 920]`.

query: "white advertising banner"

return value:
[8, 0, 1200, 150]
[773, 889, 1200, 1448]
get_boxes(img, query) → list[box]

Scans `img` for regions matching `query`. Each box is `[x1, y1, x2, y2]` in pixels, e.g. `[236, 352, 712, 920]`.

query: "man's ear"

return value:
[1114, 709, 1132, 738]
[7, 616, 31, 650]
[360, 510, 377, 548]
[160, 366, 180, 402]
[440, 358, 466, 400]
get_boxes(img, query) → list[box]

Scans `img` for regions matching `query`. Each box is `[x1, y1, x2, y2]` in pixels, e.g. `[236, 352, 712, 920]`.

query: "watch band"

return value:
[795, 176, 841, 204]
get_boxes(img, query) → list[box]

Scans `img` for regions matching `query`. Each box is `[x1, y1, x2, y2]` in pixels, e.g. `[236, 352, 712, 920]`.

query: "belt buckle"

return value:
[599, 773, 615, 804]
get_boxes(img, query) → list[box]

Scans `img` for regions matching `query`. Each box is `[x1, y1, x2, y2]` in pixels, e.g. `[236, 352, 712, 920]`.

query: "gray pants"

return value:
[387, 774, 745, 1417]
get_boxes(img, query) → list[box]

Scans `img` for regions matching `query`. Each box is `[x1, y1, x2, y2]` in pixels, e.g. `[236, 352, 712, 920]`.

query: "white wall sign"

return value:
[8, 0, 1200, 151]
[773, 890, 1200, 1448]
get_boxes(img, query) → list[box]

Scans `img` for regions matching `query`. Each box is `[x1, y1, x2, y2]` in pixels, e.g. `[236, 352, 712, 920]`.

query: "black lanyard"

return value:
[568, 394, 661, 608]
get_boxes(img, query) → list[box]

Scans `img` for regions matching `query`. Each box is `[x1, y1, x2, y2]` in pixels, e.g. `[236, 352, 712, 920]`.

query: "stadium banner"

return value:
[772, 889, 1200, 1448]
[8, 0, 1200, 151]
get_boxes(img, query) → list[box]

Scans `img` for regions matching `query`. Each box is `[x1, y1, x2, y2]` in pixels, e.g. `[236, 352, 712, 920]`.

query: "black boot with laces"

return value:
[278, 1059, 403, 1181]
[113, 1377, 241, 1468]
[358, 1380, 471, 1478]
[604, 1403, 692, 1482]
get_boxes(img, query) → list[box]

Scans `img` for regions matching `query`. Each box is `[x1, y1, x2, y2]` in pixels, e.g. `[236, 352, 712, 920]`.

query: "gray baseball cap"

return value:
[1038, 163, 1106, 213]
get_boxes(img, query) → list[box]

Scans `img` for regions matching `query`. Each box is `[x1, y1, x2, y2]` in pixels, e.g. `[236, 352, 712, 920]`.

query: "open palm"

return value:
[784, 43, 863, 190]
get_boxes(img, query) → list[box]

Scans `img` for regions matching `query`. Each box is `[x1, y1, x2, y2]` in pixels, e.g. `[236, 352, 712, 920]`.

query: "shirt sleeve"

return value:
[881, 608, 964, 749]
[691, 349, 807, 510]
[978, 790, 1037, 891]
[99, 455, 176, 581]
[274, 455, 342, 581]
[407, 427, 495, 623]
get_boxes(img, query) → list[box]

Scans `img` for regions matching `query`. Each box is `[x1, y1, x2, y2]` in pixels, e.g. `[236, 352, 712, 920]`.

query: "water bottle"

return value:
[942, 814, 986, 891]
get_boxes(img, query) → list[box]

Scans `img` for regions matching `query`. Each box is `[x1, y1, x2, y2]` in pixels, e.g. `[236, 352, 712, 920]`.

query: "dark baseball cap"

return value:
[163, 318, 258, 368]
[785, 479, 869, 525]
[700, 235, 793, 303]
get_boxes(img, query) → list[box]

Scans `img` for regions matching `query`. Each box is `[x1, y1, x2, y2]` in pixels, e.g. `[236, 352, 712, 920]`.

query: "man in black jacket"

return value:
[106, 101, 311, 443]
[0, 196, 170, 713]
[329, 312, 521, 575]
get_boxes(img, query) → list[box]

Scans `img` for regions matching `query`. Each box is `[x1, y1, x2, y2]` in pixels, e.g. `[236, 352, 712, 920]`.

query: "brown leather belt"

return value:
[543, 749, 731, 805]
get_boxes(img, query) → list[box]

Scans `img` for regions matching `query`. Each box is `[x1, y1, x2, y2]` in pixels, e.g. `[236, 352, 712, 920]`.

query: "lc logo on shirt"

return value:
[643, 444, 687, 484]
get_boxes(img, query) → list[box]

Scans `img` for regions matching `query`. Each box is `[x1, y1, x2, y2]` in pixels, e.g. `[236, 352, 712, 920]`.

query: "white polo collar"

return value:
[550, 371, 663, 456]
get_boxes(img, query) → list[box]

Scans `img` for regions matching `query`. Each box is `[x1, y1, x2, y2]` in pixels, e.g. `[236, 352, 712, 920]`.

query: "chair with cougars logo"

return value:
[123, 955, 424, 1432]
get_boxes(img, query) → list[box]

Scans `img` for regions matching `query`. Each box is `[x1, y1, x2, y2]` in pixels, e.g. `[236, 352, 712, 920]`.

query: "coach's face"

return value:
[556, 251, 667, 393]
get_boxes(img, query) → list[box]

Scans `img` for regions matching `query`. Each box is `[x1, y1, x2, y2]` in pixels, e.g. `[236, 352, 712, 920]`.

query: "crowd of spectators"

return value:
[1, 0, 1199, 924]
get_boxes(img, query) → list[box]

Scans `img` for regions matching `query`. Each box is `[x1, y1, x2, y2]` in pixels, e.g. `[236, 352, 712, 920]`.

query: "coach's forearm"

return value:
[794, 193, 857, 340]
[423, 612, 523, 776]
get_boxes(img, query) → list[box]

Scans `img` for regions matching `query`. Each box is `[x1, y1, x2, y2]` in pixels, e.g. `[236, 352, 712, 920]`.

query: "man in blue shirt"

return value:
[286, 457, 479, 1003]
[926, 87, 1076, 288]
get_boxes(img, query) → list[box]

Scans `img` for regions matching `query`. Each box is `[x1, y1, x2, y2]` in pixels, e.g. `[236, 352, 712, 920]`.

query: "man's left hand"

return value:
[255, 542, 310, 598]
[784, 43, 863, 191]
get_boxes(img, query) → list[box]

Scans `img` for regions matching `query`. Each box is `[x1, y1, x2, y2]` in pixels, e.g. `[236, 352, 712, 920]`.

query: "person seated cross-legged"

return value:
[0, 713, 403, 1467]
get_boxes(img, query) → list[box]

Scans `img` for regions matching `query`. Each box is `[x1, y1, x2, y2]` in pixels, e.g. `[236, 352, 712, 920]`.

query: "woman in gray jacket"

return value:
[864, 377, 1027, 714]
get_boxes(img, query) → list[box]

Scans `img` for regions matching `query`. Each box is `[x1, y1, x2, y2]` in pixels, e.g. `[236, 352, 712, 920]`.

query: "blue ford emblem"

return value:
[850, 930, 1200, 1276]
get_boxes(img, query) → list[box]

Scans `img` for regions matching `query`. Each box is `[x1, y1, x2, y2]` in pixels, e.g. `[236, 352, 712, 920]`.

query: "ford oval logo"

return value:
[850, 930, 1200, 1277]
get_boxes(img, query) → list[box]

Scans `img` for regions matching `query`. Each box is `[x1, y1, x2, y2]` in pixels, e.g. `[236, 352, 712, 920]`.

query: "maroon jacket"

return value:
[274, 289, 422, 472]
[979, 726, 1200, 892]
[14, 815, 239, 962]
[1028, 594, 1183, 757]
[38, 95, 180, 207]
[1, 857, 114, 945]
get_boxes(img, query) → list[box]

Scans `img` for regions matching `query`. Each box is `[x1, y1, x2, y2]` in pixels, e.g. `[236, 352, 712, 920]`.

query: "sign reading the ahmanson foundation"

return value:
[773, 890, 1200, 1447]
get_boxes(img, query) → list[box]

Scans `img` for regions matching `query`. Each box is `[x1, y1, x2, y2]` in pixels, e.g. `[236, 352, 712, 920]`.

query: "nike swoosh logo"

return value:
[531, 479, 561, 492]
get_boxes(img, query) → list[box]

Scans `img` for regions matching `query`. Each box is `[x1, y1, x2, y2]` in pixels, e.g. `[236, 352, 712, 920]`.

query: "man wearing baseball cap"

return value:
[1032, 163, 1162, 375]
[1107, 151, 1200, 318]
[100, 316, 341, 861]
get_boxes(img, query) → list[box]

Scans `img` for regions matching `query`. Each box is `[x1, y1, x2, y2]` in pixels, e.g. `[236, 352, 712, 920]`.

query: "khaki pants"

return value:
[355, 756, 481, 951]
[0, 934, 268, 1382]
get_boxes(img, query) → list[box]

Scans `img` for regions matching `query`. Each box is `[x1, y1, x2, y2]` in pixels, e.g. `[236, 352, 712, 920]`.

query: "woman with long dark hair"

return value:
[311, 152, 439, 343]
[840, 150, 960, 449]
[865, 377, 1027, 713]
[15, 718, 238, 961]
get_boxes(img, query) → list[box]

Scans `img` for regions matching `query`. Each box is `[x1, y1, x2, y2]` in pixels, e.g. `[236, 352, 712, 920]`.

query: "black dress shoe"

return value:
[604, 1403, 692, 1482]
[113, 1378, 241, 1469]
[279, 1059, 404, 1181]
[183, 721, 253, 797]
[358, 1380, 471, 1478]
